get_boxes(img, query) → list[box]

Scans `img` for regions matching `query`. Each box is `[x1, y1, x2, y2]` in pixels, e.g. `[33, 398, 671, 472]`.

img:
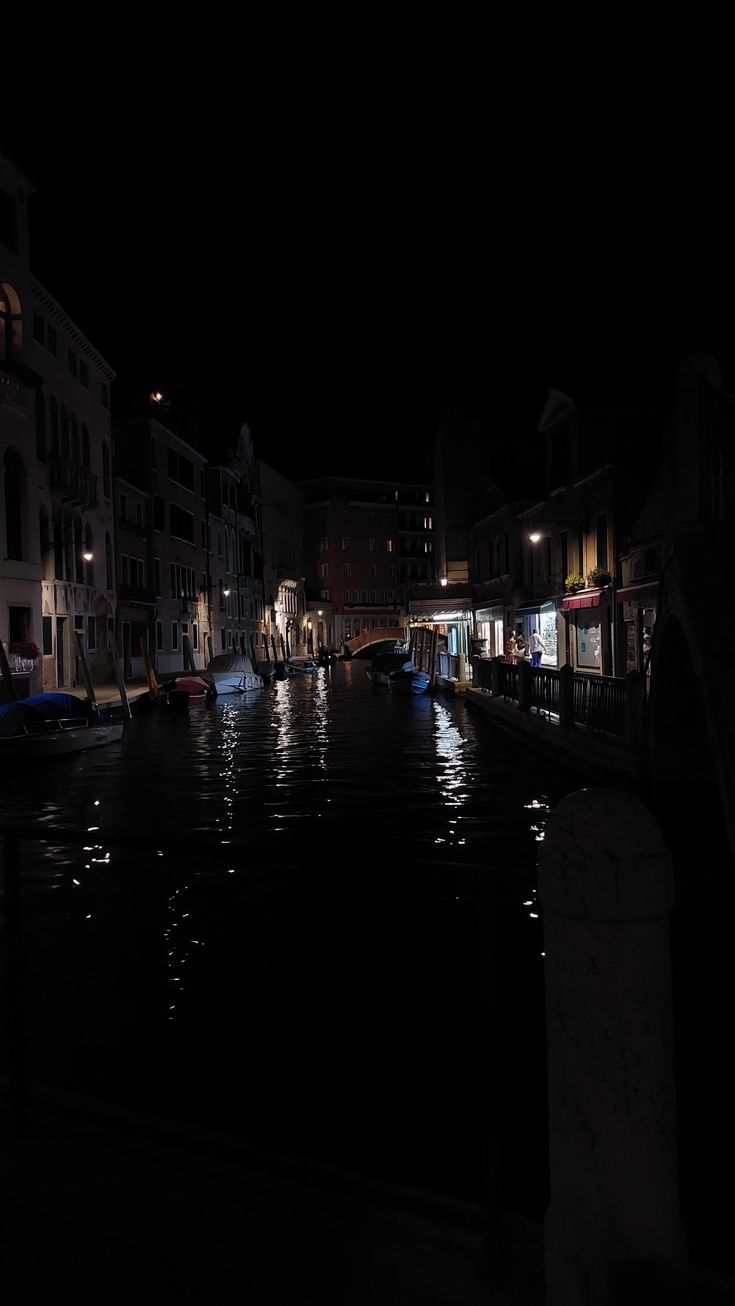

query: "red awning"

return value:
[615, 581, 659, 604]
[562, 588, 606, 611]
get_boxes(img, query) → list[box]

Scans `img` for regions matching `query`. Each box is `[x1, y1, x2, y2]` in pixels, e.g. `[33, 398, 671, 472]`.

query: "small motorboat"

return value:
[367, 653, 415, 691]
[0, 693, 125, 759]
[285, 657, 320, 675]
[411, 669, 432, 695]
[158, 675, 216, 707]
[206, 653, 264, 695]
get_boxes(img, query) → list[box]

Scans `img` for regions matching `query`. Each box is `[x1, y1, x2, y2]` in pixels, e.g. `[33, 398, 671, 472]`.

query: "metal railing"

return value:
[471, 658, 631, 739]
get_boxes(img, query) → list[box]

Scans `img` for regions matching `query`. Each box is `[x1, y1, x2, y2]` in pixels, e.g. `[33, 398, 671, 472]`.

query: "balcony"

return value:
[50, 459, 98, 507]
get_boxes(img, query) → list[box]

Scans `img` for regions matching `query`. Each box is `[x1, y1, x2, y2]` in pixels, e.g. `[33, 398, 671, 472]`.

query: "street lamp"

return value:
[83, 551, 93, 562]
[529, 532, 542, 544]
[440, 577, 447, 587]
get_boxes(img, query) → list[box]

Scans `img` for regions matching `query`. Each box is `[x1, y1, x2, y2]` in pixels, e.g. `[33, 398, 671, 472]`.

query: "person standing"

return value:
[529, 628, 546, 667]
[515, 632, 527, 661]
[506, 631, 517, 663]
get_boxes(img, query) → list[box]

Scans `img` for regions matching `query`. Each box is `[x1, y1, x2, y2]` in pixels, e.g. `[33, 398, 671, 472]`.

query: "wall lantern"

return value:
[83, 551, 94, 562]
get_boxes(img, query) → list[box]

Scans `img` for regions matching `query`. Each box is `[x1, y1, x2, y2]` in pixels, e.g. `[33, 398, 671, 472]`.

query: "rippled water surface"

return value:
[0, 661, 581, 1211]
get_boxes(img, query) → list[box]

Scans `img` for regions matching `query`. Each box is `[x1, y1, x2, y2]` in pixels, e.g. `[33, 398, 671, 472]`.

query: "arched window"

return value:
[0, 282, 23, 359]
[4, 447, 25, 559]
[53, 511, 64, 579]
[49, 396, 60, 455]
[105, 532, 113, 590]
[63, 510, 74, 580]
[231, 529, 237, 575]
[71, 413, 80, 464]
[60, 405, 70, 459]
[39, 507, 53, 582]
[102, 442, 110, 498]
[35, 390, 47, 462]
[74, 513, 84, 582]
[85, 524, 94, 586]
[82, 423, 90, 469]
[225, 531, 230, 572]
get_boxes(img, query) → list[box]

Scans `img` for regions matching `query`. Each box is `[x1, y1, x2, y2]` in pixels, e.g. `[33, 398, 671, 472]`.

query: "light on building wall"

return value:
[529, 532, 542, 543]
[307, 620, 312, 629]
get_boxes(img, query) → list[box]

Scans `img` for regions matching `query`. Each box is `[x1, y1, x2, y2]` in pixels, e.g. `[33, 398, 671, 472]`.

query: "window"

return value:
[167, 448, 194, 490]
[192, 623, 198, 650]
[100, 382, 109, 408]
[105, 532, 113, 589]
[4, 447, 24, 560]
[343, 562, 351, 577]
[102, 442, 110, 498]
[561, 531, 568, 582]
[82, 423, 90, 469]
[369, 538, 376, 551]
[596, 513, 608, 571]
[156, 620, 163, 651]
[68, 349, 77, 377]
[33, 314, 45, 344]
[43, 615, 53, 655]
[319, 537, 328, 551]
[47, 325, 57, 357]
[87, 616, 97, 650]
[369, 564, 377, 577]
[136, 502, 143, 529]
[341, 537, 350, 550]
[170, 503, 194, 543]
[172, 622, 179, 651]
[154, 558, 161, 595]
[320, 589, 330, 601]
[320, 563, 328, 578]
[387, 564, 394, 578]
[201, 520, 207, 549]
[342, 510, 349, 523]
[79, 360, 88, 387]
[120, 493, 127, 523]
[35, 391, 46, 462]
[386, 539, 393, 553]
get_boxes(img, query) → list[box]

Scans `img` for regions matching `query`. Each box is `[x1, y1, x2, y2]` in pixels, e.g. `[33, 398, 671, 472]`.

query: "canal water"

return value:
[6, 659, 734, 1269]
[1, 660, 583, 1218]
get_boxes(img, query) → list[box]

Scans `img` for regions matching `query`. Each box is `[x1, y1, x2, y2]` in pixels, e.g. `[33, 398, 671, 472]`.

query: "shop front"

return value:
[474, 604, 505, 659]
[616, 579, 658, 675]
[515, 598, 561, 667]
[561, 588, 613, 674]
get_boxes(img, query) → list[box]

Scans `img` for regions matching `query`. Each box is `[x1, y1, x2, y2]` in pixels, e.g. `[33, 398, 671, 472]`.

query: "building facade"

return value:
[1, 153, 116, 696]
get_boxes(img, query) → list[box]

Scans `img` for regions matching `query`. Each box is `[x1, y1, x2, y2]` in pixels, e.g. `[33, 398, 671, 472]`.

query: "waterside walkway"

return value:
[465, 686, 646, 785]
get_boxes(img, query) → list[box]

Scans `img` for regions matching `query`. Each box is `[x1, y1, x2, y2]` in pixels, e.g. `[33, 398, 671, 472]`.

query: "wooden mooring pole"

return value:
[107, 636, 132, 718]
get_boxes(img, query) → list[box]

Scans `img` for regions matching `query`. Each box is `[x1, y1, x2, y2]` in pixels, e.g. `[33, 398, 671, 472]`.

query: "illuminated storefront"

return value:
[515, 598, 560, 667]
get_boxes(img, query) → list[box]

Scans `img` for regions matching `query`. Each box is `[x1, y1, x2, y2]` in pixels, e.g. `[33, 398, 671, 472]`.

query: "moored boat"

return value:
[158, 675, 216, 706]
[206, 653, 264, 694]
[0, 693, 125, 759]
[285, 657, 320, 675]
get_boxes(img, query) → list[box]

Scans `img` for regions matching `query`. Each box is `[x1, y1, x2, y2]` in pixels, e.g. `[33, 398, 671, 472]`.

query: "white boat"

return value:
[206, 653, 264, 695]
[285, 656, 320, 675]
[0, 693, 125, 760]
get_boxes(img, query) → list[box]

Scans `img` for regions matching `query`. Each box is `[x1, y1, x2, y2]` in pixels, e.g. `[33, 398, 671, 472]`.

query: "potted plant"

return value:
[564, 572, 585, 594]
[586, 565, 612, 589]
[10, 640, 40, 661]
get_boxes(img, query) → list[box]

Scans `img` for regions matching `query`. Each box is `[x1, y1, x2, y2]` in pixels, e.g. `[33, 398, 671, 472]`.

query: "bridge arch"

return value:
[344, 628, 404, 657]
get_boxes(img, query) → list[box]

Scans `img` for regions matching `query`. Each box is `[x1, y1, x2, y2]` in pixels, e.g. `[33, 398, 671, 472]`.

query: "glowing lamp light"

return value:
[440, 577, 448, 587]
[151, 391, 164, 404]
[223, 588, 231, 597]
[529, 532, 542, 543]
[83, 551, 94, 562]
[317, 609, 323, 617]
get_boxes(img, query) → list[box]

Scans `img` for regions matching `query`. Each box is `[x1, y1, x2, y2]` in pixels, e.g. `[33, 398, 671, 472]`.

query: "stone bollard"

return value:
[517, 658, 532, 711]
[538, 788, 687, 1305]
[559, 662, 574, 729]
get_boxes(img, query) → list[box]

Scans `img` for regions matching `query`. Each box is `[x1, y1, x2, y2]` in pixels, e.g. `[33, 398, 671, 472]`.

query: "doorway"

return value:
[56, 615, 66, 686]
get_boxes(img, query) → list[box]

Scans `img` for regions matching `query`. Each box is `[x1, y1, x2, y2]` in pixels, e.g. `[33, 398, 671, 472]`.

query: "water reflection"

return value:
[432, 700, 469, 850]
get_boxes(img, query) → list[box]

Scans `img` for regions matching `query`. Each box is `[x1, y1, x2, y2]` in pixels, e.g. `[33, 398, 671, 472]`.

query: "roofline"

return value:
[31, 277, 116, 381]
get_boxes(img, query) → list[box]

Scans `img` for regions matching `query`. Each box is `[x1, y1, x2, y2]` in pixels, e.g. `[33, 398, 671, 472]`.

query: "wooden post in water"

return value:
[182, 633, 197, 674]
[107, 635, 132, 718]
[140, 637, 159, 699]
[0, 639, 18, 702]
[73, 631, 97, 705]
[429, 626, 439, 688]
[206, 633, 214, 664]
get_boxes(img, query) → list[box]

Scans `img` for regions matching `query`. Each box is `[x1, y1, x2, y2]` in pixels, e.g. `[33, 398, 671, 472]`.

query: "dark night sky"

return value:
[2, 5, 734, 482]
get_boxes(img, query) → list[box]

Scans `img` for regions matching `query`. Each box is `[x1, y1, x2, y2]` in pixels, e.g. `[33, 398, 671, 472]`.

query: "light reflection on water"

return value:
[0, 660, 578, 1207]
